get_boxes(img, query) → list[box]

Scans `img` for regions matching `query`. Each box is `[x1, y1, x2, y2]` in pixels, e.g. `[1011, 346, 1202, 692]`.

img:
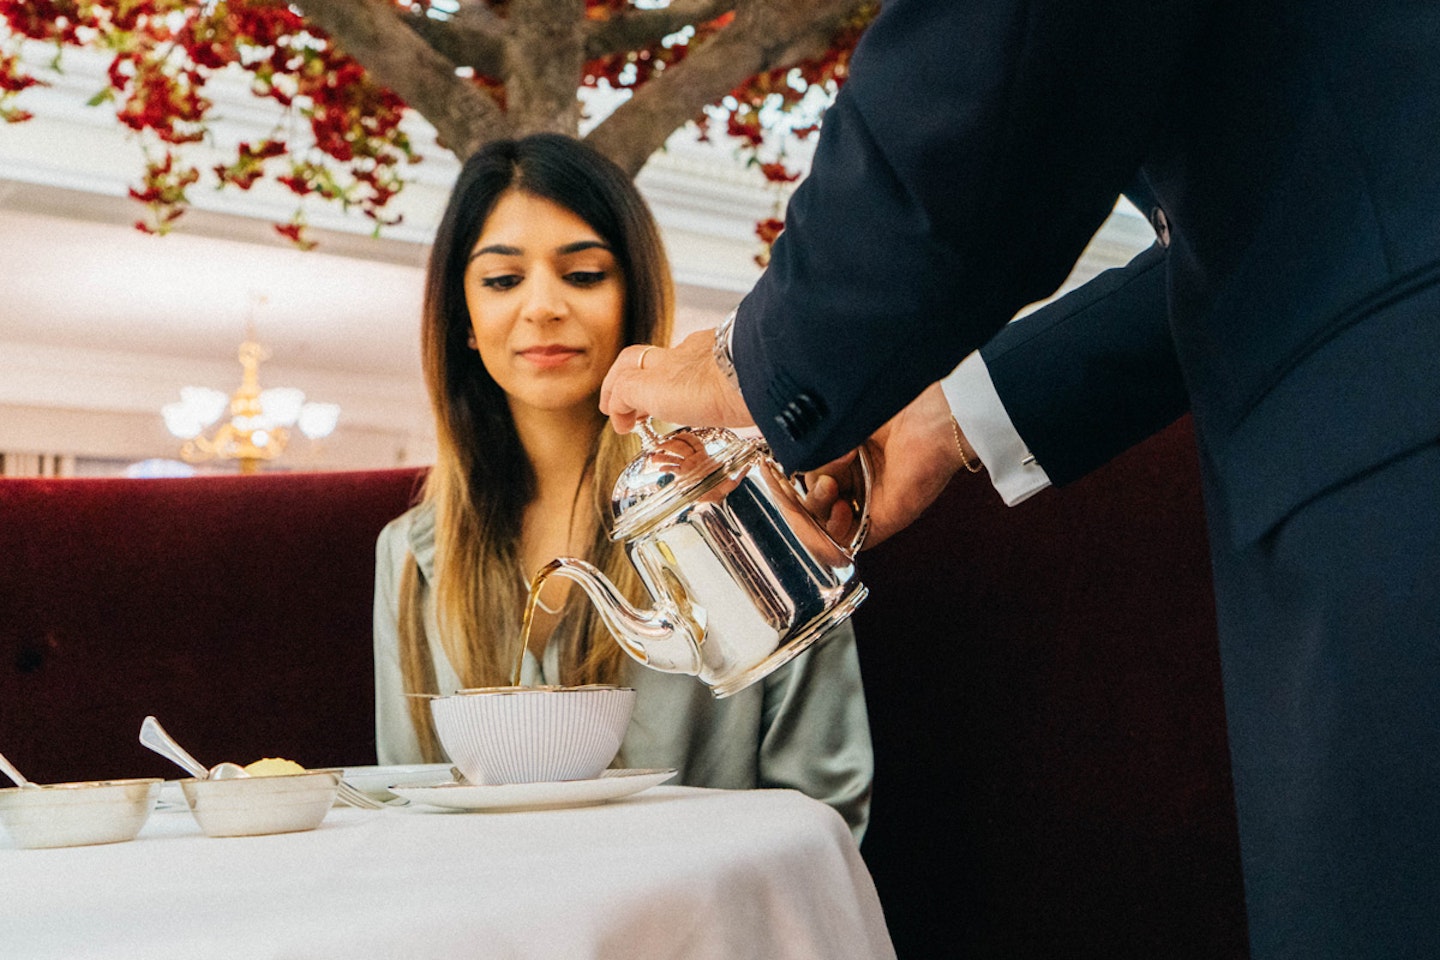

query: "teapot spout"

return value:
[537, 558, 706, 676]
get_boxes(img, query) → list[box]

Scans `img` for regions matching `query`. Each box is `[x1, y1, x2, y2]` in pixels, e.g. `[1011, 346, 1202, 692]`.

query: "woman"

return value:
[372, 134, 872, 838]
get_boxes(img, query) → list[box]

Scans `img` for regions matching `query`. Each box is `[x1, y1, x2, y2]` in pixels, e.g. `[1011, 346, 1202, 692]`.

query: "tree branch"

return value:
[292, 0, 511, 159]
[585, 0, 865, 177]
[583, 0, 737, 60]
[397, 3, 507, 79]
[503, 0, 587, 135]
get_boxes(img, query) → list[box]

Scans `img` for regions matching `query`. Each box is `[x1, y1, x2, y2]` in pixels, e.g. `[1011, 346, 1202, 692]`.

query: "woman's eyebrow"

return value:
[467, 239, 611, 262]
[469, 243, 520, 261]
[557, 240, 612, 256]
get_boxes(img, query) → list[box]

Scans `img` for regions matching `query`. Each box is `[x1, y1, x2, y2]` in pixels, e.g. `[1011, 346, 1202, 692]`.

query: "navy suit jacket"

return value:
[732, 0, 1440, 548]
[977, 241, 1183, 485]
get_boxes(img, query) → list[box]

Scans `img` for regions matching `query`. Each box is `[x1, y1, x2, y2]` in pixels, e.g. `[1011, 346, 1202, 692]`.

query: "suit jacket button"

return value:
[1150, 206, 1172, 247]
[773, 390, 827, 441]
[774, 408, 797, 440]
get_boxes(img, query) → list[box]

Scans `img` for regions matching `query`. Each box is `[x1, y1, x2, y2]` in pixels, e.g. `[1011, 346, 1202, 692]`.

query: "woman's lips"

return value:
[517, 345, 583, 369]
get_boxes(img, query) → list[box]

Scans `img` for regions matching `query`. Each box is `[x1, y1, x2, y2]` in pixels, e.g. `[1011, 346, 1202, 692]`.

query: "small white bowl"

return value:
[431, 685, 636, 785]
[0, 778, 162, 849]
[180, 770, 339, 838]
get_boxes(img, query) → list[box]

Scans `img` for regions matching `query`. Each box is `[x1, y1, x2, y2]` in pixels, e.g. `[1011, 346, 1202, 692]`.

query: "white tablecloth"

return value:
[0, 785, 895, 960]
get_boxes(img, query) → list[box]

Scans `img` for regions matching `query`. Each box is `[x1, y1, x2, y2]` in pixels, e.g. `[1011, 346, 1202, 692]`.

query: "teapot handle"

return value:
[842, 446, 873, 558]
[791, 446, 872, 560]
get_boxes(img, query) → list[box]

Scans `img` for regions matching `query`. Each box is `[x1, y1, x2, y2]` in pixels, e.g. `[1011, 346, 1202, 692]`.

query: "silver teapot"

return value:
[541, 420, 870, 698]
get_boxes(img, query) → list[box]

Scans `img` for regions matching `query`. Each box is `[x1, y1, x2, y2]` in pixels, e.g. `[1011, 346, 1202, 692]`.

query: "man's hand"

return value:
[603, 334, 972, 548]
[600, 328, 754, 434]
[803, 383, 971, 548]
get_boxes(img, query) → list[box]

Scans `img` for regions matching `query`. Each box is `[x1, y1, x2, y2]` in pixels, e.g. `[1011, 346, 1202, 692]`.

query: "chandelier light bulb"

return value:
[298, 402, 341, 440]
[179, 386, 229, 427]
[161, 402, 205, 440]
[259, 387, 306, 427]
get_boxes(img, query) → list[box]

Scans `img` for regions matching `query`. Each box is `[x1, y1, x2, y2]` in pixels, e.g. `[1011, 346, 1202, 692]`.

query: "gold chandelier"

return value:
[161, 339, 340, 474]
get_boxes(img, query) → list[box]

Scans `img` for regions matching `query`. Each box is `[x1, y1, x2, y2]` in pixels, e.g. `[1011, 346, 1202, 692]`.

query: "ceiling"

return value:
[0, 181, 430, 380]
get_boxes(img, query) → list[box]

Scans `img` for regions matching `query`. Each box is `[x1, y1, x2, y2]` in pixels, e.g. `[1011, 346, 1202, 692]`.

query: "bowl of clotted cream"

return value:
[179, 758, 339, 838]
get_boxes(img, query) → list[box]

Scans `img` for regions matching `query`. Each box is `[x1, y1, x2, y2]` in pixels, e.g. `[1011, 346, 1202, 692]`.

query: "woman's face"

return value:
[464, 189, 626, 418]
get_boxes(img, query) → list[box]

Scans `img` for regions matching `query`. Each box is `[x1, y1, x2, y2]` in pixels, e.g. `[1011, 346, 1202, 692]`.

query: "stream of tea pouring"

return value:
[511, 561, 561, 686]
[511, 557, 662, 687]
[511, 558, 609, 685]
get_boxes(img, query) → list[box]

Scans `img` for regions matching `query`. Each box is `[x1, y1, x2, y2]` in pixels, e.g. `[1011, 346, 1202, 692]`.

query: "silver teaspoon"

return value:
[0, 749, 40, 789]
[139, 716, 248, 780]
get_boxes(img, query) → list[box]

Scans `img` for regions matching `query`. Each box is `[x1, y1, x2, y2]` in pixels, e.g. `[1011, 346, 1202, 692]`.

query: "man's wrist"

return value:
[713, 310, 744, 396]
[950, 417, 984, 474]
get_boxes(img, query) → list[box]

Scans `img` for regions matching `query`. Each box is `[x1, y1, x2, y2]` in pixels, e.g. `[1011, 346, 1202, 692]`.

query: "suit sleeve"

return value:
[732, 0, 1212, 471]
[981, 242, 1188, 485]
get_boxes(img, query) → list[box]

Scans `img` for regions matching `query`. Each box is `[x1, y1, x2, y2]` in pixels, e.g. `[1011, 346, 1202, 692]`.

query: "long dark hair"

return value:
[400, 134, 674, 757]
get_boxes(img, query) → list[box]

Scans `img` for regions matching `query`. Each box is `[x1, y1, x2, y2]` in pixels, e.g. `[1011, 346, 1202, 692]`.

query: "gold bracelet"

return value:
[951, 416, 983, 473]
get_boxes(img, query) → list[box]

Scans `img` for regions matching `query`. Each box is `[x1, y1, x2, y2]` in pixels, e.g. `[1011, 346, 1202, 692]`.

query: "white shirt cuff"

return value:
[940, 352, 1051, 506]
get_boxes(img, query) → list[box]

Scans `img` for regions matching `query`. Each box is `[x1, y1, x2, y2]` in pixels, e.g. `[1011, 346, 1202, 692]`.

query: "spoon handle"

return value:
[0, 749, 36, 788]
[139, 716, 209, 779]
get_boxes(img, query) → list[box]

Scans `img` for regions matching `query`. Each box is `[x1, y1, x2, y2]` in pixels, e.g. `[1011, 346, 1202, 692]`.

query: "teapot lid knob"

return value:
[636, 417, 662, 451]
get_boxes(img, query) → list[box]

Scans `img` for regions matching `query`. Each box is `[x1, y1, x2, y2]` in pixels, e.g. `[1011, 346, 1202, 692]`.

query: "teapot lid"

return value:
[609, 420, 756, 541]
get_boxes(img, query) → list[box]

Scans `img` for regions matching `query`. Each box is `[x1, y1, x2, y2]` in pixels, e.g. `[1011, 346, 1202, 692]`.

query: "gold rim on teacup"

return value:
[406, 684, 631, 699]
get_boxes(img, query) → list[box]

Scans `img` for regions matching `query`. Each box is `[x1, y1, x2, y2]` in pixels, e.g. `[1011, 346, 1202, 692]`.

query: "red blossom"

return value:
[753, 217, 785, 268]
[757, 161, 799, 184]
[756, 217, 785, 246]
[128, 148, 199, 234]
[245, 139, 287, 160]
[274, 220, 317, 251]
[0, 57, 40, 93]
[215, 140, 286, 190]
[726, 111, 763, 147]
[0, 0, 91, 42]
[276, 174, 314, 196]
[1, 0, 872, 252]
[214, 162, 255, 189]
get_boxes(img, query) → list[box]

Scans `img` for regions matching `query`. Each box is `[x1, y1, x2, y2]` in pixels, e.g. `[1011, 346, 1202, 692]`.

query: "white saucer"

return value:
[390, 768, 676, 812]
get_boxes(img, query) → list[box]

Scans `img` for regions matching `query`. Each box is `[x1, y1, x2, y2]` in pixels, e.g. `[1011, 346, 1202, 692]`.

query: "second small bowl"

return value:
[180, 770, 339, 838]
[430, 685, 636, 786]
